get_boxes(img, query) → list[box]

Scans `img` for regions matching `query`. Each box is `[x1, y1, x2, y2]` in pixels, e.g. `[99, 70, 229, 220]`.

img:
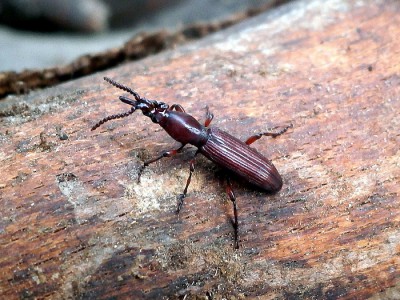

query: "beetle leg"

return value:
[138, 144, 185, 181]
[245, 123, 293, 145]
[176, 151, 199, 213]
[204, 105, 214, 127]
[226, 177, 239, 249]
[169, 104, 185, 112]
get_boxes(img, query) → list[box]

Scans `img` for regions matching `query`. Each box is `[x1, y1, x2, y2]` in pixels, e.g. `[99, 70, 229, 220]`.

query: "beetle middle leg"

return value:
[138, 144, 185, 181]
[226, 177, 239, 249]
[245, 123, 293, 145]
[177, 151, 199, 213]
[204, 106, 214, 127]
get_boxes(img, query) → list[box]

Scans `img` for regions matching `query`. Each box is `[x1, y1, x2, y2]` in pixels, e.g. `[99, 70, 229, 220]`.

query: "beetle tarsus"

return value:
[245, 123, 293, 145]
[271, 123, 293, 138]
[176, 194, 185, 214]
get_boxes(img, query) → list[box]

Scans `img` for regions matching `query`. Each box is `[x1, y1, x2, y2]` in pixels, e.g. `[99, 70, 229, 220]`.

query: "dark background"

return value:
[0, 0, 282, 72]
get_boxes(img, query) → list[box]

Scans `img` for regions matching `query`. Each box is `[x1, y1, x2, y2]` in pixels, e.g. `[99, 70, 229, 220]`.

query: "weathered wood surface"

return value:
[1, 0, 399, 299]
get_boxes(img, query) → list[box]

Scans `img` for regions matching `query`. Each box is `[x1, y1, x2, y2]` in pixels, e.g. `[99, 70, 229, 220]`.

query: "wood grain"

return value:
[0, 0, 399, 299]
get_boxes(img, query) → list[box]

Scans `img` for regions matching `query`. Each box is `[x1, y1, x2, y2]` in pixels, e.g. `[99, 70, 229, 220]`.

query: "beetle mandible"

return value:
[92, 77, 292, 249]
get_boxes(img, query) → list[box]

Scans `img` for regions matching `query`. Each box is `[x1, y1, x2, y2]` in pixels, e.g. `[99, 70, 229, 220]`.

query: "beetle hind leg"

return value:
[226, 177, 239, 249]
[245, 123, 293, 145]
[176, 151, 198, 213]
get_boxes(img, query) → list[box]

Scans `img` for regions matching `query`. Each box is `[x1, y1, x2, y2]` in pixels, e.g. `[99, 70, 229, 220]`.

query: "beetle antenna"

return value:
[104, 77, 141, 102]
[91, 107, 136, 131]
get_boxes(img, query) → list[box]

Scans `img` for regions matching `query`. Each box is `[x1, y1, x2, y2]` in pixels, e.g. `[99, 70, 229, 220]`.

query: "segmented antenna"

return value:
[91, 107, 136, 131]
[104, 77, 141, 101]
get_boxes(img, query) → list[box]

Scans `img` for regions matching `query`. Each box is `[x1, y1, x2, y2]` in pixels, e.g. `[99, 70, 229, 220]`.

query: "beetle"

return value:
[92, 77, 292, 249]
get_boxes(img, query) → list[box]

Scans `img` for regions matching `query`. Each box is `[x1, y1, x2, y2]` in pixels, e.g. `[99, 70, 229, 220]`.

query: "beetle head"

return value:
[91, 77, 169, 130]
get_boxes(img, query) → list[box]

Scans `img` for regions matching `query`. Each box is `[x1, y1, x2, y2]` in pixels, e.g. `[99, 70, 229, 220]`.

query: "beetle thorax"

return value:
[158, 111, 208, 147]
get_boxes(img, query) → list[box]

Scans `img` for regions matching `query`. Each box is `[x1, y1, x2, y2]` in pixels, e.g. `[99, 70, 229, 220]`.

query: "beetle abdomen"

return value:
[200, 127, 282, 192]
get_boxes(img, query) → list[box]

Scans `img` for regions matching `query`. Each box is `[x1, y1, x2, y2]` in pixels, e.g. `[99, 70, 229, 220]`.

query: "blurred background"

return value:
[0, 0, 285, 72]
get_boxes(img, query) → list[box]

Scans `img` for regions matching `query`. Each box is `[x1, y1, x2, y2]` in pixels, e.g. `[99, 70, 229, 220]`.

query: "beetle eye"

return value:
[157, 102, 168, 110]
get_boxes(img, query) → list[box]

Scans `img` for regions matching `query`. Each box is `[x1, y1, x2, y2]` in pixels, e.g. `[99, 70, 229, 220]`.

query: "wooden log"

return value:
[0, 0, 399, 299]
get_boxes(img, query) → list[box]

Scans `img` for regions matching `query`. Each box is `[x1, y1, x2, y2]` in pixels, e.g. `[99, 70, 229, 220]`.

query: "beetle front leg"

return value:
[138, 144, 185, 181]
[169, 104, 185, 112]
[245, 123, 293, 145]
[176, 151, 198, 213]
[226, 177, 239, 249]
